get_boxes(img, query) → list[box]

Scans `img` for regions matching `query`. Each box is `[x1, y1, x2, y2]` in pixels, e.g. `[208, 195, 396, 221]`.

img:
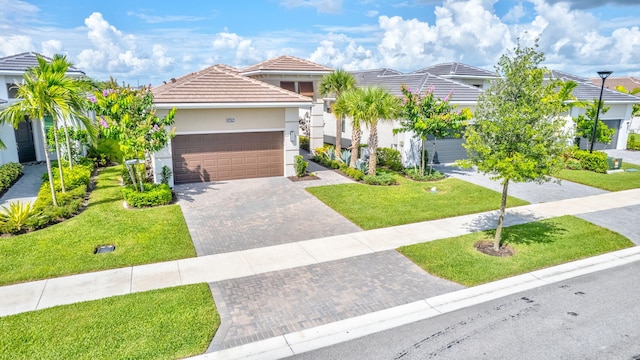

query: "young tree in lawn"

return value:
[573, 99, 615, 149]
[396, 85, 471, 176]
[92, 85, 176, 192]
[318, 69, 356, 156]
[461, 40, 575, 251]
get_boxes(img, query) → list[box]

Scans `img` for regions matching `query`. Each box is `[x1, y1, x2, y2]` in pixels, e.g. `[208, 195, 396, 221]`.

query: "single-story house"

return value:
[0, 52, 86, 165]
[152, 56, 332, 186]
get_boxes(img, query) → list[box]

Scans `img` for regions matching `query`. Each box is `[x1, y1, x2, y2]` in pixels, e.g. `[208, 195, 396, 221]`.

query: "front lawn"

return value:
[307, 176, 529, 230]
[0, 284, 218, 360]
[0, 166, 196, 286]
[556, 162, 640, 191]
[398, 216, 634, 286]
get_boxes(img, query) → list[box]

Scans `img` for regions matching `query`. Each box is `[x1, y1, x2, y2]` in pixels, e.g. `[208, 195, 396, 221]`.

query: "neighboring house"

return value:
[0, 52, 86, 165]
[151, 61, 315, 186]
[328, 68, 483, 165]
[553, 71, 640, 150]
[593, 76, 640, 133]
[411, 62, 497, 89]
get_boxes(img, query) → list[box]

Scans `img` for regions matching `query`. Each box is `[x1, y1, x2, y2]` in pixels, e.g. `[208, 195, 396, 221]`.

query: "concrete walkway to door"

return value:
[0, 162, 46, 208]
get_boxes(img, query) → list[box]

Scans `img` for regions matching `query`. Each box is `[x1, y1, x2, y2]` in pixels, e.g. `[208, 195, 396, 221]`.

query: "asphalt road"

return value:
[289, 260, 640, 360]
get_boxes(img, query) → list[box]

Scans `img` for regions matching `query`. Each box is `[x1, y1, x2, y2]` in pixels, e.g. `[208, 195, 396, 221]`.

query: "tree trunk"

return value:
[368, 123, 378, 176]
[52, 121, 66, 193]
[493, 180, 509, 251]
[335, 115, 342, 156]
[350, 123, 361, 168]
[420, 138, 426, 176]
[429, 138, 438, 174]
[40, 119, 58, 207]
[63, 124, 73, 170]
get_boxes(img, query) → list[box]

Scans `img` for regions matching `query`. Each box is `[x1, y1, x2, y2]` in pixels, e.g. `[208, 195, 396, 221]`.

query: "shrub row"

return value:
[628, 133, 640, 151]
[363, 173, 397, 186]
[404, 168, 446, 181]
[299, 136, 310, 151]
[122, 183, 173, 208]
[311, 154, 366, 181]
[0, 163, 24, 195]
[376, 147, 403, 171]
[571, 149, 608, 173]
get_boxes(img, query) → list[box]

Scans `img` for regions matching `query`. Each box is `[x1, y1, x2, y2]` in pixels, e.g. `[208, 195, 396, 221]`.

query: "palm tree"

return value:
[358, 87, 401, 175]
[333, 88, 366, 168]
[318, 69, 356, 156]
[0, 54, 87, 206]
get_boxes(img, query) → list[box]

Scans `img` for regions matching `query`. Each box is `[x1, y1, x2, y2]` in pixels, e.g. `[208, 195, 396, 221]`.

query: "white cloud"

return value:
[0, 35, 35, 56]
[366, 10, 379, 17]
[41, 39, 62, 57]
[279, 0, 343, 14]
[212, 32, 263, 67]
[126, 12, 207, 24]
[502, 3, 526, 23]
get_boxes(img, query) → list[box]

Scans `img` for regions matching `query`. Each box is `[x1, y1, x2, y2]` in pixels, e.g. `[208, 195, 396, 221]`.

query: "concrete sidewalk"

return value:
[2, 188, 639, 317]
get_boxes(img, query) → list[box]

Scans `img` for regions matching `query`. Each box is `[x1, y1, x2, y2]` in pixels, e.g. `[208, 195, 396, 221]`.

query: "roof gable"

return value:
[152, 64, 312, 105]
[0, 52, 85, 75]
[241, 55, 332, 74]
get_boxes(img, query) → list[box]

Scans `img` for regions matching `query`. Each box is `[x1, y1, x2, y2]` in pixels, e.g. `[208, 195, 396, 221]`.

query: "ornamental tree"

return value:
[92, 85, 176, 192]
[460, 40, 575, 251]
[396, 86, 471, 175]
[574, 99, 615, 149]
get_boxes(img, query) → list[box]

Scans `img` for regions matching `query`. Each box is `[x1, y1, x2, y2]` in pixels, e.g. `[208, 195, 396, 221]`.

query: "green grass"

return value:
[398, 216, 634, 286]
[306, 176, 529, 230]
[0, 284, 218, 360]
[556, 162, 640, 191]
[0, 166, 196, 286]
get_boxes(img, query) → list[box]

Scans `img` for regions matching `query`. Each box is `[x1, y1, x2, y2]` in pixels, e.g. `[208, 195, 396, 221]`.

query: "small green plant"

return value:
[343, 167, 365, 181]
[565, 158, 582, 170]
[572, 150, 608, 173]
[0, 163, 24, 195]
[404, 168, 446, 181]
[122, 183, 173, 207]
[628, 133, 640, 151]
[160, 165, 172, 185]
[0, 201, 39, 232]
[339, 149, 351, 165]
[355, 159, 369, 173]
[376, 147, 404, 171]
[294, 155, 308, 177]
[363, 173, 397, 186]
[299, 136, 310, 151]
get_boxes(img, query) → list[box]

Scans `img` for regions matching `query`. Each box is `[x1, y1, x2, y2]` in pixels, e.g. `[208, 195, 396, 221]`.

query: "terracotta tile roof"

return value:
[593, 76, 640, 94]
[413, 62, 496, 78]
[0, 52, 85, 75]
[241, 55, 332, 74]
[152, 64, 312, 104]
[351, 69, 482, 103]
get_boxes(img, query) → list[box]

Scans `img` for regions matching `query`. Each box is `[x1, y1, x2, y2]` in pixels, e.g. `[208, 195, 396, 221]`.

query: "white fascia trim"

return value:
[155, 102, 312, 109]
[175, 128, 285, 135]
[241, 70, 332, 77]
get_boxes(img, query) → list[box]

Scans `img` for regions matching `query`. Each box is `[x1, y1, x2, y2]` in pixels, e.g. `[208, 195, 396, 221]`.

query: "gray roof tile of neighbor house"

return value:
[0, 52, 85, 75]
[152, 64, 313, 104]
[413, 62, 496, 78]
[351, 69, 482, 103]
[594, 76, 640, 94]
[549, 70, 640, 103]
[240, 55, 332, 74]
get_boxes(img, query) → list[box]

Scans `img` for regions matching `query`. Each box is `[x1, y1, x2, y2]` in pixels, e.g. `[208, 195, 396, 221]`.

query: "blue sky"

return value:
[1, 0, 639, 86]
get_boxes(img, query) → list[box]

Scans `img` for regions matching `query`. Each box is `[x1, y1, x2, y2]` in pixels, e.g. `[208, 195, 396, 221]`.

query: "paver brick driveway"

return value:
[175, 170, 362, 256]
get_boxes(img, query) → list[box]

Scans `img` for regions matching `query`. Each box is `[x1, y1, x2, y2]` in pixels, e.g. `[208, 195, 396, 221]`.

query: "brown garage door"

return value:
[172, 132, 283, 183]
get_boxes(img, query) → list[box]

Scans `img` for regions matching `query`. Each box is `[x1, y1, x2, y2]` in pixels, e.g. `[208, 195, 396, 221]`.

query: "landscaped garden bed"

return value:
[398, 215, 634, 286]
[0, 165, 196, 286]
[556, 162, 640, 191]
[0, 284, 219, 359]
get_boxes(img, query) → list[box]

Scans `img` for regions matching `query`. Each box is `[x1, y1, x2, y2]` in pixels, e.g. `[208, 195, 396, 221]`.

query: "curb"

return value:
[187, 246, 640, 360]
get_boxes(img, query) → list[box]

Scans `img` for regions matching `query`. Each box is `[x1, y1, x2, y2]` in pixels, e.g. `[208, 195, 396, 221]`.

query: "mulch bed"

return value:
[287, 174, 320, 182]
[474, 240, 516, 257]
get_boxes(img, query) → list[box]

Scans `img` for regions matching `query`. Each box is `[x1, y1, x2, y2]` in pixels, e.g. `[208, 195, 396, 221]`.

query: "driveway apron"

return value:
[175, 170, 361, 256]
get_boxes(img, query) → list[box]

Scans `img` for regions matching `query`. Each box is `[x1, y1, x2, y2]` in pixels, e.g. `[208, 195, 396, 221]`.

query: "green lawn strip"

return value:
[398, 216, 634, 287]
[0, 284, 218, 360]
[0, 166, 196, 286]
[556, 162, 640, 191]
[306, 176, 529, 230]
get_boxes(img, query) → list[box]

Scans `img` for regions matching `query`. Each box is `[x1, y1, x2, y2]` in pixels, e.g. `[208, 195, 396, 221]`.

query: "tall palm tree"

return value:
[0, 54, 87, 206]
[358, 87, 401, 175]
[318, 69, 356, 155]
[333, 87, 366, 168]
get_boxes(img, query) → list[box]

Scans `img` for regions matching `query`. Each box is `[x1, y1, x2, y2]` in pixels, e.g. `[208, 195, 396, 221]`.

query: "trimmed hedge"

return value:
[363, 173, 398, 186]
[572, 150, 608, 173]
[0, 163, 24, 195]
[376, 147, 404, 171]
[122, 183, 173, 208]
[628, 133, 640, 151]
[299, 136, 310, 151]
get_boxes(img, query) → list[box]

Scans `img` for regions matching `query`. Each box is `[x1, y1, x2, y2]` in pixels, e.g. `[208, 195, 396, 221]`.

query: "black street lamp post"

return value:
[590, 70, 613, 153]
